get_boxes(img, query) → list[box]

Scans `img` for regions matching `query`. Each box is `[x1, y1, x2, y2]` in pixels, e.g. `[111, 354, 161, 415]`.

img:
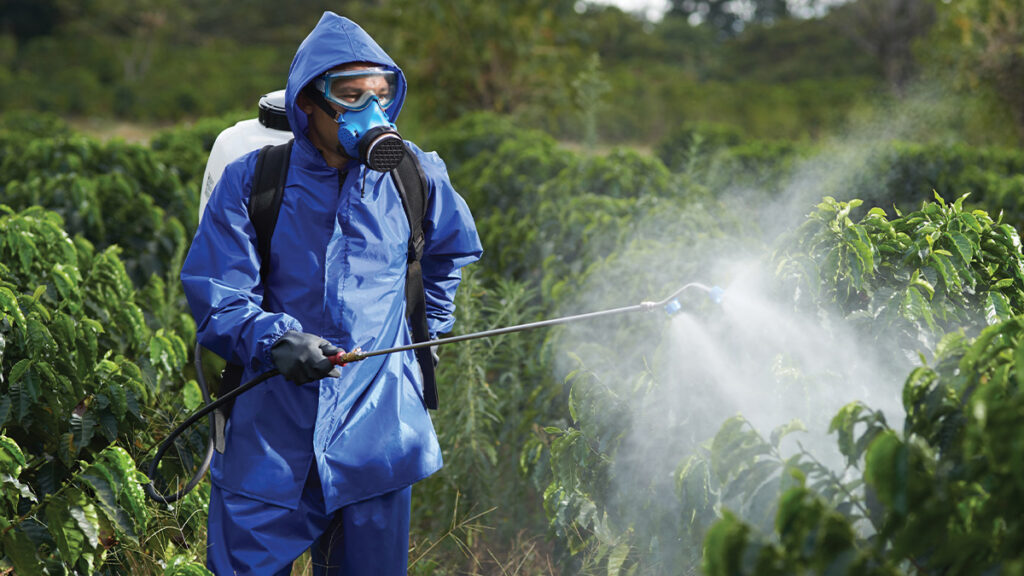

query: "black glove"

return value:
[270, 330, 341, 384]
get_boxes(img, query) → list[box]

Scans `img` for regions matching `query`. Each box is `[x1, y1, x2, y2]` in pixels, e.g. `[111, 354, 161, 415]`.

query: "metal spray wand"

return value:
[145, 281, 724, 503]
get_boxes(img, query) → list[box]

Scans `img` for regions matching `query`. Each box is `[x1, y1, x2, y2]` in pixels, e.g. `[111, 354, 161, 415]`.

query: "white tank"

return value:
[199, 90, 293, 222]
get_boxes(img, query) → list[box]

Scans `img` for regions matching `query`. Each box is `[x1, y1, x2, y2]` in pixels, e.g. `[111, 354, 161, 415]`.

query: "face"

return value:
[298, 63, 389, 169]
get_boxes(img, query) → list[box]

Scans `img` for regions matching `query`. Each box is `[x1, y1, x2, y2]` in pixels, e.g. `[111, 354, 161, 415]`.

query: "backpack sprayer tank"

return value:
[198, 90, 292, 221]
[145, 92, 292, 505]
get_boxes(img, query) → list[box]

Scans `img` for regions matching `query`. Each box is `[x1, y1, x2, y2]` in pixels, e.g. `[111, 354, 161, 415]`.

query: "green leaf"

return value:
[78, 463, 131, 532]
[722, 458, 780, 503]
[0, 436, 26, 478]
[58, 432, 76, 468]
[769, 419, 806, 449]
[8, 359, 33, 384]
[69, 492, 101, 551]
[985, 292, 1012, 325]
[567, 383, 579, 423]
[606, 542, 630, 576]
[999, 224, 1022, 252]
[71, 411, 96, 451]
[928, 252, 961, 293]
[46, 494, 88, 566]
[864, 431, 908, 517]
[830, 403, 864, 466]
[97, 411, 119, 442]
[947, 231, 974, 266]
[1014, 340, 1024, 393]
[702, 510, 760, 576]
[0, 472, 36, 511]
[0, 522, 43, 576]
[960, 212, 984, 233]
[903, 286, 935, 331]
[849, 226, 875, 285]
[50, 262, 81, 309]
[182, 379, 202, 411]
[15, 236, 38, 277]
[27, 317, 56, 353]
[100, 447, 150, 533]
[9, 383, 34, 427]
[0, 286, 26, 329]
[105, 382, 127, 420]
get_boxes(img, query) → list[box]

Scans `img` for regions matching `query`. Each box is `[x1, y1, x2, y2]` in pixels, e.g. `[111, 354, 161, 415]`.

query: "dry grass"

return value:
[287, 491, 561, 576]
[67, 117, 178, 144]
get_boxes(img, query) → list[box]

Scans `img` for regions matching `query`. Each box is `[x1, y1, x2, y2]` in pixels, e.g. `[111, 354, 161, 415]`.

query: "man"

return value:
[181, 11, 482, 575]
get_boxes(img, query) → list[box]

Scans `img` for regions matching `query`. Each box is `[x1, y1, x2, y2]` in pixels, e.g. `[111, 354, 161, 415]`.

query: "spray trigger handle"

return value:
[329, 348, 366, 366]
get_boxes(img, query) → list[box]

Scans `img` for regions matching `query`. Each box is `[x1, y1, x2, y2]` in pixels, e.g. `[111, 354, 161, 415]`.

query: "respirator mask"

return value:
[308, 67, 406, 171]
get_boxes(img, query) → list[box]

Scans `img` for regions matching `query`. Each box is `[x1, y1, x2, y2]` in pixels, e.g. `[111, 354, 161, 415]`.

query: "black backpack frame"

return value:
[212, 140, 438, 452]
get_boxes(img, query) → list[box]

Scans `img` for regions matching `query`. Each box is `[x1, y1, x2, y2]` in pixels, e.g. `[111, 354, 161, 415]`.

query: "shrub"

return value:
[0, 206, 208, 574]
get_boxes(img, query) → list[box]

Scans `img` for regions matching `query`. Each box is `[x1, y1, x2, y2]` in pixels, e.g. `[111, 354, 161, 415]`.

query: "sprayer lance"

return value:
[330, 282, 723, 365]
[143, 280, 723, 504]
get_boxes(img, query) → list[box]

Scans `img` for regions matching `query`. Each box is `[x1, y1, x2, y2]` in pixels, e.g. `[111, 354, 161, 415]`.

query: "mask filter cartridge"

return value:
[359, 126, 406, 172]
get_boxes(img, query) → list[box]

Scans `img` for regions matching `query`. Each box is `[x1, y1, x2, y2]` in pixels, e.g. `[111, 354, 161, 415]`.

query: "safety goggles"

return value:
[313, 67, 397, 111]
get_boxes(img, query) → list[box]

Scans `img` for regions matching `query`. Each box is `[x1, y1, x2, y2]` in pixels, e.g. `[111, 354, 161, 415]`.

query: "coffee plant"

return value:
[776, 195, 1024, 358]
[533, 192, 1024, 575]
[0, 136, 193, 287]
[0, 206, 209, 573]
[704, 317, 1024, 575]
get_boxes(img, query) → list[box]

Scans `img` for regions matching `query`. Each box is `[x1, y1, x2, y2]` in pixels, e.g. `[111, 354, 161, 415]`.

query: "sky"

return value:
[595, 0, 843, 21]
[597, 0, 670, 20]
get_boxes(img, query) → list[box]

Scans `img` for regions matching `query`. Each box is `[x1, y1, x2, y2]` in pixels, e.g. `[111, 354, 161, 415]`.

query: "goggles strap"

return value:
[303, 85, 343, 122]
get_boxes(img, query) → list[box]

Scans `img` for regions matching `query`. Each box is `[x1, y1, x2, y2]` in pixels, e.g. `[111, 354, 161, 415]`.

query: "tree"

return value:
[668, 0, 793, 39]
[53, 0, 195, 82]
[942, 0, 1024, 140]
[372, 0, 579, 122]
[0, 0, 60, 43]
[831, 0, 936, 92]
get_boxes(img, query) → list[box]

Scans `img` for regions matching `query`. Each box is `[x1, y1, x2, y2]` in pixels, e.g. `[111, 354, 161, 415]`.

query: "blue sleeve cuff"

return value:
[255, 318, 303, 371]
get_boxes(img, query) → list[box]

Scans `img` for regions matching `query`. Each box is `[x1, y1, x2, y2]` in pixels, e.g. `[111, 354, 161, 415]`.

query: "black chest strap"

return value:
[243, 141, 438, 409]
[391, 146, 437, 410]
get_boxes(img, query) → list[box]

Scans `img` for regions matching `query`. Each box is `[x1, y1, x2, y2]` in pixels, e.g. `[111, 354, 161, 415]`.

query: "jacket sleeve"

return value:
[412, 144, 483, 336]
[180, 151, 303, 369]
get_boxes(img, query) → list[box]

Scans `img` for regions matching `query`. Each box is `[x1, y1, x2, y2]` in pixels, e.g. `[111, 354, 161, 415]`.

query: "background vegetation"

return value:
[3, 0, 1022, 145]
[2, 0, 1024, 574]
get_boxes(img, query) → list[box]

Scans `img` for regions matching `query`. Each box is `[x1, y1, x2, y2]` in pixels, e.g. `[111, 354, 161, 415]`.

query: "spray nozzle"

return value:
[664, 299, 683, 316]
[644, 283, 725, 316]
[708, 286, 725, 304]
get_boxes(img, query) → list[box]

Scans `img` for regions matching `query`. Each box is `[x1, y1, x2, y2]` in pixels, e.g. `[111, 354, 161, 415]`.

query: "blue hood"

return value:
[285, 12, 407, 146]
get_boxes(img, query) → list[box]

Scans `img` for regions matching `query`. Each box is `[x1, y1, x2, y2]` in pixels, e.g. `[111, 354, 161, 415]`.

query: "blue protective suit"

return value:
[180, 9, 482, 551]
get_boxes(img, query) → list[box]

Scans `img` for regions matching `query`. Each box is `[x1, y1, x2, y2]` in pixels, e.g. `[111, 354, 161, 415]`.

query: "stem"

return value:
[795, 440, 875, 526]
[0, 479, 69, 538]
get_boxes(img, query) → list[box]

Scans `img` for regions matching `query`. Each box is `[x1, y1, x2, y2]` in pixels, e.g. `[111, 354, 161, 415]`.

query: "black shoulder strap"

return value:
[392, 144, 428, 269]
[249, 140, 293, 280]
[391, 144, 438, 410]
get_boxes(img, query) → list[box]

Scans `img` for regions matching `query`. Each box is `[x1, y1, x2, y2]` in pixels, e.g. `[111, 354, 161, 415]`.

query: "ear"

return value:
[297, 92, 314, 115]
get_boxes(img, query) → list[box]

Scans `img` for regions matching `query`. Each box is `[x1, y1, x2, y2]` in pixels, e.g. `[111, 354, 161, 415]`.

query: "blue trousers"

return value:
[206, 464, 412, 575]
